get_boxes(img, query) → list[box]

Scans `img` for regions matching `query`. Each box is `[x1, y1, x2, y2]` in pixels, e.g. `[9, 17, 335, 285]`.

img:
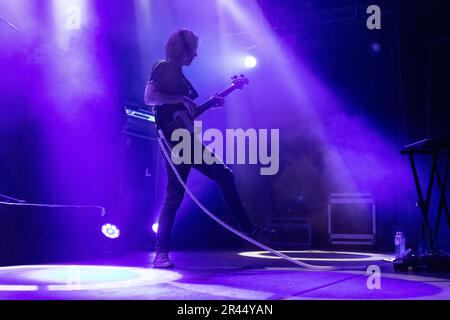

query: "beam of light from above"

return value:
[48, 0, 106, 119]
[51, 0, 89, 49]
[217, 0, 410, 203]
[133, 0, 155, 68]
[217, 0, 358, 192]
[43, 0, 120, 212]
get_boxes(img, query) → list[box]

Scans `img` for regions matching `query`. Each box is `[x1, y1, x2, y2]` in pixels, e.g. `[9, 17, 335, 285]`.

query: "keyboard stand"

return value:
[396, 140, 450, 271]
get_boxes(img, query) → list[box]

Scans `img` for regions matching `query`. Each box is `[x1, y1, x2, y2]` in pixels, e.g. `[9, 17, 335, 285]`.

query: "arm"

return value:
[144, 82, 197, 116]
[144, 82, 183, 105]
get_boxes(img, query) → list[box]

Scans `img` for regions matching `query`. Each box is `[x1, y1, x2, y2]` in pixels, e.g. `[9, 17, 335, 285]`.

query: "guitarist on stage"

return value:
[144, 29, 274, 268]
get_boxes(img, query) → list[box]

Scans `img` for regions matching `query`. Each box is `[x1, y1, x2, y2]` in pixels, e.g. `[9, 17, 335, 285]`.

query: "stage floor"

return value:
[1, 250, 449, 300]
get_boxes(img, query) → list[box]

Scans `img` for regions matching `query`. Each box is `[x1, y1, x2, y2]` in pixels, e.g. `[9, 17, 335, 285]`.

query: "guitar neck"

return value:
[193, 85, 237, 118]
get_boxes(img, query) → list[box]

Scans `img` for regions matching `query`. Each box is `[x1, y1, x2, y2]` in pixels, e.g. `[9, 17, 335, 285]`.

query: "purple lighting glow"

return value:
[0, 0, 450, 301]
[0, 265, 182, 292]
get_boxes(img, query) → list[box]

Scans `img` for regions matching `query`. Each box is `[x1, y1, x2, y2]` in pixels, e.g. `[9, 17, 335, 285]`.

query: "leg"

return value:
[155, 161, 191, 253]
[192, 149, 254, 233]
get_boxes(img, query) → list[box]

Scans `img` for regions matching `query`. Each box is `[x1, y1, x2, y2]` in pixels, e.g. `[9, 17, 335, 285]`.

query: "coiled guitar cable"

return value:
[156, 129, 352, 271]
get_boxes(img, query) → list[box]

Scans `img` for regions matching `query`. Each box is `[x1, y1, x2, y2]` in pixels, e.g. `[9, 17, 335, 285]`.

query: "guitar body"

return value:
[154, 75, 249, 141]
[154, 103, 194, 138]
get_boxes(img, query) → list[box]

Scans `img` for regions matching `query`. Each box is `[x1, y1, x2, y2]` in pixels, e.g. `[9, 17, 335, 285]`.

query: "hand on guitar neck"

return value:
[209, 95, 225, 108]
[182, 94, 224, 118]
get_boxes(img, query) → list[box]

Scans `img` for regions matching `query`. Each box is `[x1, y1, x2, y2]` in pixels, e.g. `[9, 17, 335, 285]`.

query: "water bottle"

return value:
[395, 232, 406, 258]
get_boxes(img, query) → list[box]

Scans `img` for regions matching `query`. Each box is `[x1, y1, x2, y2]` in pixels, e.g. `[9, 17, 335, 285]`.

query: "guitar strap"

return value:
[181, 73, 199, 100]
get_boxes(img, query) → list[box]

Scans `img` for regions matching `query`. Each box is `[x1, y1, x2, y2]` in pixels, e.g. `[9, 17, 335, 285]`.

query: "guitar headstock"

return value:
[201, 74, 249, 112]
[231, 74, 249, 89]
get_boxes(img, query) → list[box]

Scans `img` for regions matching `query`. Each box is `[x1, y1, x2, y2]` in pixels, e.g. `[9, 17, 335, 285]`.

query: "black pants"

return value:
[155, 141, 254, 253]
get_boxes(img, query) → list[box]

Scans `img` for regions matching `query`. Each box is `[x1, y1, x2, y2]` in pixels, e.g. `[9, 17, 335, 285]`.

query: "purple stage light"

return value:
[152, 223, 159, 234]
[102, 224, 120, 239]
[244, 55, 257, 69]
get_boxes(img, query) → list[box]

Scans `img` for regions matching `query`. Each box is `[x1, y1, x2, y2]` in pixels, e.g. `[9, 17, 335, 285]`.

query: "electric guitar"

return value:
[154, 75, 249, 139]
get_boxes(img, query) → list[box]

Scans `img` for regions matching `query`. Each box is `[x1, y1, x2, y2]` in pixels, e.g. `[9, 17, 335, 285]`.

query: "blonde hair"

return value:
[165, 29, 199, 63]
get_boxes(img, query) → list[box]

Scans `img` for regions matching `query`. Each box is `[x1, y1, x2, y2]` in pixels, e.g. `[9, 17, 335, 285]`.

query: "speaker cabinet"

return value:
[115, 133, 164, 249]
